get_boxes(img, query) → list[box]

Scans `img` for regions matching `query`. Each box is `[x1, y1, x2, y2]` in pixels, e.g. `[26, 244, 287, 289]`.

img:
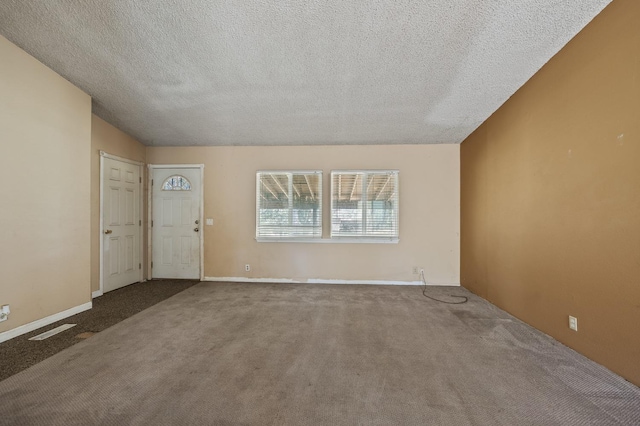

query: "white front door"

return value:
[102, 156, 142, 292]
[151, 167, 202, 279]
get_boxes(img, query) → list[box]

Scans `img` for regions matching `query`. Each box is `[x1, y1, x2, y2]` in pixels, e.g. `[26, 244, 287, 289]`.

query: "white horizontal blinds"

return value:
[365, 172, 398, 237]
[331, 172, 364, 236]
[291, 173, 322, 237]
[331, 171, 399, 238]
[256, 171, 322, 238]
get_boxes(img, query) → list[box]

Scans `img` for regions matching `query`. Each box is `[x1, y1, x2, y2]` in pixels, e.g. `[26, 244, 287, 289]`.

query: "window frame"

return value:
[255, 170, 323, 242]
[161, 175, 192, 191]
[330, 170, 399, 243]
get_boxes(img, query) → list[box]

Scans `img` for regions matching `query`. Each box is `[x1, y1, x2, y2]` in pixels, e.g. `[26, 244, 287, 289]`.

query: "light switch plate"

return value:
[569, 316, 578, 331]
[206, 218, 213, 226]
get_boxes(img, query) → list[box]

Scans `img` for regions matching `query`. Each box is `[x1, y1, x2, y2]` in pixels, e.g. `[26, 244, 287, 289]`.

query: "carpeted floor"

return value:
[0, 282, 638, 425]
[0, 279, 198, 382]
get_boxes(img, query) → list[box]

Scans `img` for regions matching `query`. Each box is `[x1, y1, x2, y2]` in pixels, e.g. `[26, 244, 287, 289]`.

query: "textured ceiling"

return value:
[0, 0, 610, 146]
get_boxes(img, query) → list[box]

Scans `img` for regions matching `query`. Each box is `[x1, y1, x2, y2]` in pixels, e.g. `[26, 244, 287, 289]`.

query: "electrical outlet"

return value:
[569, 316, 578, 331]
[245, 264, 251, 272]
[0, 305, 9, 322]
[206, 218, 213, 226]
[412, 267, 419, 274]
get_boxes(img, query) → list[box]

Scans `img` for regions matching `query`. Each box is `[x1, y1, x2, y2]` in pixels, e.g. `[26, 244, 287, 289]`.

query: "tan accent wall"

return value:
[461, 0, 640, 386]
[90, 115, 147, 293]
[0, 35, 92, 333]
[147, 145, 460, 284]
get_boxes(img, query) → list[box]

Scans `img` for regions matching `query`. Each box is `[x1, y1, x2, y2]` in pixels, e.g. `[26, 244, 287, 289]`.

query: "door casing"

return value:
[148, 164, 205, 280]
[99, 151, 144, 297]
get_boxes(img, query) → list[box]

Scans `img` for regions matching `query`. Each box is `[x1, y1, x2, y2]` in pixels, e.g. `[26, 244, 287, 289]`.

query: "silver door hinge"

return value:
[139, 263, 141, 269]
[139, 177, 142, 183]
[152, 179, 154, 186]
[139, 220, 142, 226]
[151, 220, 154, 227]
[151, 261, 153, 268]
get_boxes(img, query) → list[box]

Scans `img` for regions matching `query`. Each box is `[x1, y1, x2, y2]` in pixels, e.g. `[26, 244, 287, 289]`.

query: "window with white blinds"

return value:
[256, 171, 322, 239]
[331, 171, 399, 240]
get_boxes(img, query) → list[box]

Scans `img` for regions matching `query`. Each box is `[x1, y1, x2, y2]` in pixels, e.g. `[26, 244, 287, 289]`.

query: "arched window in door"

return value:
[162, 175, 192, 191]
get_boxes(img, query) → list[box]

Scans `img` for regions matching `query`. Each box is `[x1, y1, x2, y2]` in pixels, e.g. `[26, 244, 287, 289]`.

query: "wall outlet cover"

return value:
[569, 316, 578, 331]
[0, 305, 9, 322]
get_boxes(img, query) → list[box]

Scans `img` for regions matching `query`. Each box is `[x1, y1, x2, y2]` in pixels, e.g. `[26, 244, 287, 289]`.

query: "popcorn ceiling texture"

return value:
[0, 0, 611, 146]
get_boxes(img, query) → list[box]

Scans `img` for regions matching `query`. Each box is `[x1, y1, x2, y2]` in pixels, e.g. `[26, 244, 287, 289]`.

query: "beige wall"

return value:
[90, 115, 147, 293]
[0, 36, 92, 333]
[147, 145, 460, 284]
[461, 0, 640, 386]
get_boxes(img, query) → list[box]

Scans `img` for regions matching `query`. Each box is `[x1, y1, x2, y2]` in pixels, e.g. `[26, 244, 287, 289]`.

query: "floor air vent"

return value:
[29, 324, 76, 341]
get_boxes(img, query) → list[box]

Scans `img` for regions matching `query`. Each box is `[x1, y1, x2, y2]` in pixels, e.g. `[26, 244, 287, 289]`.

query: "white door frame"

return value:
[99, 151, 144, 298]
[148, 164, 205, 281]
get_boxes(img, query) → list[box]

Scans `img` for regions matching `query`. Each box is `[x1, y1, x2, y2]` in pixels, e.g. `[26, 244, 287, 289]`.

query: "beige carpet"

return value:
[0, 282, 638, 425]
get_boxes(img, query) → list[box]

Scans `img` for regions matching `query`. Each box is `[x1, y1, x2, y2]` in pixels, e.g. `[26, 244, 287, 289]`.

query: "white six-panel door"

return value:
[151, 167, 202, 279]
[102, 156, 141, 292]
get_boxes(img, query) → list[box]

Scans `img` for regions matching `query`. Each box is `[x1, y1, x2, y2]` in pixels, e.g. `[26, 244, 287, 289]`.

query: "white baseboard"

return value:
[203, 277, 300, 284]
[308, 278, 423, 285]
[93, 279, 147, 299]
[203, 277, 460, 286]
[0, 301, 92, 344]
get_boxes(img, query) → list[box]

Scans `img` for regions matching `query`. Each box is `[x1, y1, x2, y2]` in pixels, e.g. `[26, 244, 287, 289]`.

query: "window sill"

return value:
[256, 237, 399, 244]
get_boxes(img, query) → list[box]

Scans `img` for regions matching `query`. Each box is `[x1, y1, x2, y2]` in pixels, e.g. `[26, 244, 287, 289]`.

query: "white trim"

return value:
[256, 170, 323, 174]
[148, 164, 205, 280]
[256, 237, 399, 244]
[199, 166, 205, 281]
[307, 279, 421, 286]
[256, 171, 323, 241]
[100, 153, 144, 295]
[139, 164, 144, 284]
[99, 151, 143, 166]
[147, 165, 153, 279]
[149, 164, 204, 169]
[204, 277, 299, 284]
[0, 302, 92, 344]
[330, 170, 400, 240]
[99, 154, 105, 295]
[93, 280, 144, 299]
[202, 277, 459, 286]
[330, 169, 400, 174]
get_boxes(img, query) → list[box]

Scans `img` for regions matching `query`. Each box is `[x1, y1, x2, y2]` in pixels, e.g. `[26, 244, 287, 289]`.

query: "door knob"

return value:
[194, 227, 199, 232]
[104, 229, 113, 234]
